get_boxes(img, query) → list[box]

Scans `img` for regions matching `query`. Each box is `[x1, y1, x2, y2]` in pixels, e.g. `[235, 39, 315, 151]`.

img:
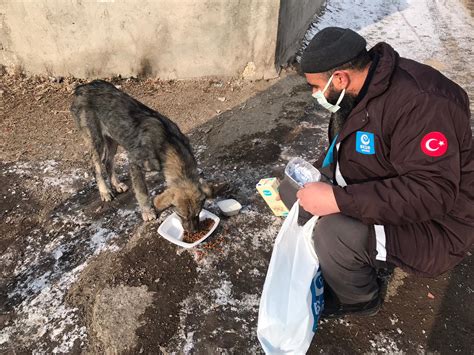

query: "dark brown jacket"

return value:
[332, 43, 474, 277]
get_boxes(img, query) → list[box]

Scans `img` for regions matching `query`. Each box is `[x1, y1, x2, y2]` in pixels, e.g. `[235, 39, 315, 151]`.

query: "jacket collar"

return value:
[337, 43, 399, 143]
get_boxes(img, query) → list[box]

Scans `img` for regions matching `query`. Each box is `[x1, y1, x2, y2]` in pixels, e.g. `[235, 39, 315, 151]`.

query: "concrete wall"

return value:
[0, 0, 322, 79]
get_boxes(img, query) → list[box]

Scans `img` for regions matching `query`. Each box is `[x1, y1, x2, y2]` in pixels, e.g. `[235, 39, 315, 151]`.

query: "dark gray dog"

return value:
[70, 80, 211, 231]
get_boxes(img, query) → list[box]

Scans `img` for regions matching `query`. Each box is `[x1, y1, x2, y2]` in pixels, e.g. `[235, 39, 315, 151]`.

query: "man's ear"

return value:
[333, 71, 350, 90]
[199, 178, 213, 198]
[153, 188, 176, 211]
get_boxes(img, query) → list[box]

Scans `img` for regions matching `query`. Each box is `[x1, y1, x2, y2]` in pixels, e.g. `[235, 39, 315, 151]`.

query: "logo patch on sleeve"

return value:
[356, 131, 375, 155]
[421, 132, 448, 157]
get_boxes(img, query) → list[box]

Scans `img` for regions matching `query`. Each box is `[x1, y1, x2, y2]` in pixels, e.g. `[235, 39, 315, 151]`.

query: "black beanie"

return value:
[301, 27, 367, 73]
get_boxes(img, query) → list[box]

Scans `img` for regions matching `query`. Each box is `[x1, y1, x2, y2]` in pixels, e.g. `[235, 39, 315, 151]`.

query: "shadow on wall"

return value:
[138, 58, 153, 79]
[274, 0, 325, 69]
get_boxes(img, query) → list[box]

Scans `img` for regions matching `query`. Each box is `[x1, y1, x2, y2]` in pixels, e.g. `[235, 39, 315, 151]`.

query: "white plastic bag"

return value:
[257, 202, 324, 354]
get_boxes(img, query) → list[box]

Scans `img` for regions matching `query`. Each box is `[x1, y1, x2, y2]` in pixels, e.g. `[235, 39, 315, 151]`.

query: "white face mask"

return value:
[312, 74, 346, 113]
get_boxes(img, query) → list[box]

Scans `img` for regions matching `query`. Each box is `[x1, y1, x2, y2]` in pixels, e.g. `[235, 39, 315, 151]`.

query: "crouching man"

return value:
[281, 27, 474, 318]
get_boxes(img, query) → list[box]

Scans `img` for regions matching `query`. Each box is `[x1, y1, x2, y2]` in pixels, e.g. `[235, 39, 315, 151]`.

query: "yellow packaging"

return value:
[256, 177, 289, 217]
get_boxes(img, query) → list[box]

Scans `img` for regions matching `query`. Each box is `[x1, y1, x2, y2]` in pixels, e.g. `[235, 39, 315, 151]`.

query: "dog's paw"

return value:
[100, 190, 114, 202]
[113, 182, 129, 193]
[142, 209, 157, 221]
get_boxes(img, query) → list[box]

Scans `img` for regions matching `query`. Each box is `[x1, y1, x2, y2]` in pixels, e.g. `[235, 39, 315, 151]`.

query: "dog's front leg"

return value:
[130, 163, 156, 221]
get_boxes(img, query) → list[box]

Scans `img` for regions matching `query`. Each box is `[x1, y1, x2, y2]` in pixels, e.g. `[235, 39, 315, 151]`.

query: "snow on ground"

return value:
[303, 0, 473, 64]
[301, 0, 474, 112]
[1, 161, 138, 352]
[3, 160, 91, 195]
[369, 333, 402, 354]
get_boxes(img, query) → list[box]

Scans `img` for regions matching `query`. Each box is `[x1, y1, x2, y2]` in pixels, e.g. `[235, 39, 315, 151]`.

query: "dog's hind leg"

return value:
[104, 137, 129, 194]
[153, 188, 175, 212]
[130, 163, 156, 221]
[77, 114, 114, 202]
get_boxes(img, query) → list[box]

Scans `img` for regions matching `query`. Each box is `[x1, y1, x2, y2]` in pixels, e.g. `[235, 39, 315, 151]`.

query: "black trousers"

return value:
[280, 176, 382, 304]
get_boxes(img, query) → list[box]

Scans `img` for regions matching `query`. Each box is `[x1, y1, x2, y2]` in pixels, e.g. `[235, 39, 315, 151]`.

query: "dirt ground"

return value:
[1, 64, 473, 354]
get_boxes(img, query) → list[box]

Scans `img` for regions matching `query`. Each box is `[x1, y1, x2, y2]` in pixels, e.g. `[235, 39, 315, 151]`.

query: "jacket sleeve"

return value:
[333, 93, 467, 225]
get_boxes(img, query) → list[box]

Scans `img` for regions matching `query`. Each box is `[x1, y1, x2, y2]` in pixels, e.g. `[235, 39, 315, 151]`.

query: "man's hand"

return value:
[296, 182, 340, 216]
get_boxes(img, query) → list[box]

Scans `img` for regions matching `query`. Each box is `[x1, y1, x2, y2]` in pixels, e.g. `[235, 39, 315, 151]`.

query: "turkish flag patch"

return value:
[421, 132, 448, 157]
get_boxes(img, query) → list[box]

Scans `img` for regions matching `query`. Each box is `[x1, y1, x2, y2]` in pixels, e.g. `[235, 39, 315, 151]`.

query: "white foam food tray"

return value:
[157, 209, 220, 248]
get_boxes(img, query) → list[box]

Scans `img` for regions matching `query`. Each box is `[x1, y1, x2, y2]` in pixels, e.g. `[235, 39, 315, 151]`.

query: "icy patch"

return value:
[116, 208, 136, 219]
[193, 144, 207, 160]
[0, 250, 16, 273]
[27, 271, 52, 295]
[52, 245, 67, 260]
[238, 293, 260, 312]
[302, 0, 474, 113]
[303, 0, 441, 63]
[0, 334, 9, 346]
[3, 262, 89, 353]
[213, 280, 235, 306]
[41, 161, 89, 194]
[3, 160, 90, 195]
[1, 180, 138, 352]
[249, 268, 262, 277]
[368, 333, 402, 354]
[89, 227, 119, 255]
[337, 318, 352, 327]
[3, 161, 34, 176]
[182, 331, 195, 354]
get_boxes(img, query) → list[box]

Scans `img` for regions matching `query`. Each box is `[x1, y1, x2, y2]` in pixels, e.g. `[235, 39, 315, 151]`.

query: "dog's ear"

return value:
[153, 188, 176, 211]
[199, 178, 213, 198]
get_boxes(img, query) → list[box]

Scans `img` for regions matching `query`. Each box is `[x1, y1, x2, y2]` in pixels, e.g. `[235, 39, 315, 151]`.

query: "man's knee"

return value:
[313, 214, 371, 254]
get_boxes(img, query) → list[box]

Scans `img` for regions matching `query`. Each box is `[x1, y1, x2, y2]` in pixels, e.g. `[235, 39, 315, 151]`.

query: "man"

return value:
[281, 27, 474, 318]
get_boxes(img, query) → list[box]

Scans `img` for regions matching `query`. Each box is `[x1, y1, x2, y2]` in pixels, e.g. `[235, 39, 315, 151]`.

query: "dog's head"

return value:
[153, 179, 213, 233]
